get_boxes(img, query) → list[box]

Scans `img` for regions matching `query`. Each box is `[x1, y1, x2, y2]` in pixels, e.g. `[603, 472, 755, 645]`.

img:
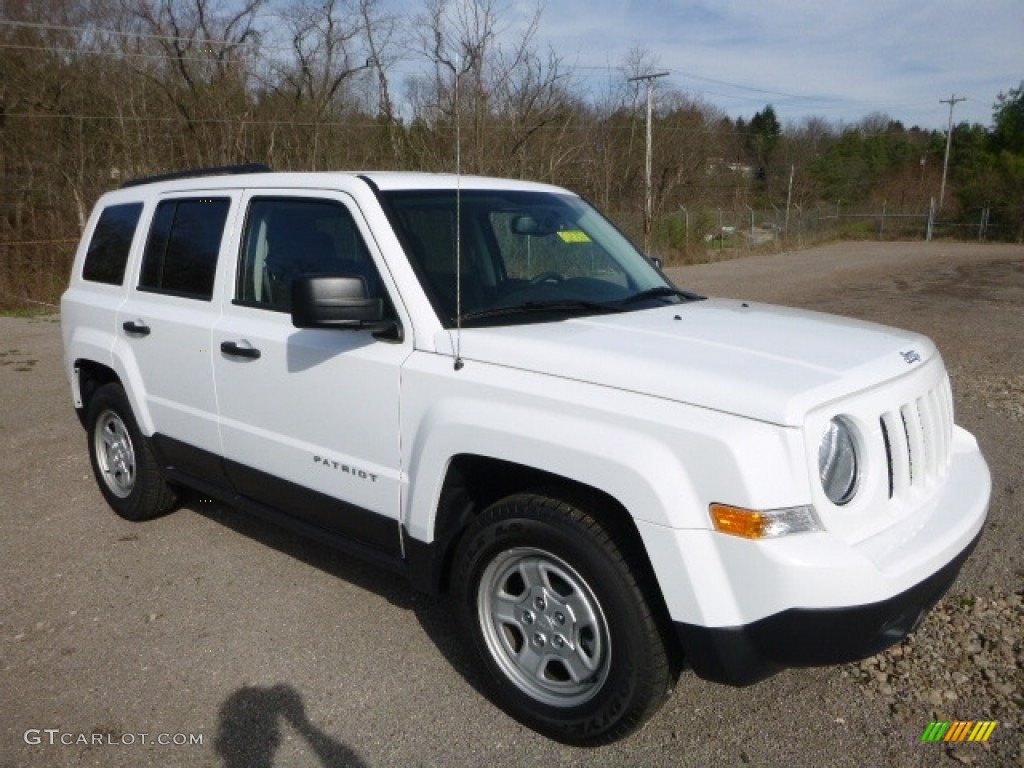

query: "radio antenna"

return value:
[453, 56, 465, 371]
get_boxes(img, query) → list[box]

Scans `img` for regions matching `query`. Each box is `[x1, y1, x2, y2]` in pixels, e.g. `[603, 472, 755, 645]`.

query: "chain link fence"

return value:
[645, 203, 1016, 264]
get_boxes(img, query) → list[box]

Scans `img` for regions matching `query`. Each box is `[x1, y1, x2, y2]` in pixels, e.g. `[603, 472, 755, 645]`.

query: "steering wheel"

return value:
[529, 271, 564, 285]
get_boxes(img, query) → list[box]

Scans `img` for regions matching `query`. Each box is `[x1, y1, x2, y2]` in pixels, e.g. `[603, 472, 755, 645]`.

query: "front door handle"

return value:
[122, 320, 150, 336]
[220, 340, 261, 360]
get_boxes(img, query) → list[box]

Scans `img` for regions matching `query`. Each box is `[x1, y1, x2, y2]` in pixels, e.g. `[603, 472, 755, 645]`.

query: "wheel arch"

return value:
[72, 359, 122, 427]
[418, 455, 680, 660]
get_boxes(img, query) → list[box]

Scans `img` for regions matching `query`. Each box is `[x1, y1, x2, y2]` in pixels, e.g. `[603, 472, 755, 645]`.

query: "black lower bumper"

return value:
[674, 531, 981, 686]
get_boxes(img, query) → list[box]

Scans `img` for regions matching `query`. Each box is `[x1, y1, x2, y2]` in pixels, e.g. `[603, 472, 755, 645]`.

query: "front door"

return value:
[212, 190, 410, 555]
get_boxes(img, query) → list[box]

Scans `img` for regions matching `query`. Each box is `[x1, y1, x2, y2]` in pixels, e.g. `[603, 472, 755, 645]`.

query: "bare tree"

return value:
[406, 0, 575, 177]
[359, 0, 404, 162]
[115, 0, 265, 165]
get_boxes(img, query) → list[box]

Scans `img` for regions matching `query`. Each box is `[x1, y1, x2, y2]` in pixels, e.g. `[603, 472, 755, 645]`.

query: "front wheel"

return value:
[453, 493, 675, 745]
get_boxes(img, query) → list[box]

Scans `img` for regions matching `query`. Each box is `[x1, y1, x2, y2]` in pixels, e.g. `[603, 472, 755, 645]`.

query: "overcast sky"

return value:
[401, 0, 1023, 131]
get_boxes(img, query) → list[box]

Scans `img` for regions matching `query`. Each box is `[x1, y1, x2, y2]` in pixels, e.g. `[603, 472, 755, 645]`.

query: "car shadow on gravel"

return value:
[188, 495, 496, 719]
[214, 682, 369, 768]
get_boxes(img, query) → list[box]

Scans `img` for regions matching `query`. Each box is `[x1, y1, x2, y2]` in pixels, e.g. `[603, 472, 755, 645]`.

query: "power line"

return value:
[0, 19, 993, 132]
[1, 112, 399, 128]
[0, 41, 252, 63]
[669, 68, 804, 100]
[1, 107, 954, 141]
[0, 18, 257, 48]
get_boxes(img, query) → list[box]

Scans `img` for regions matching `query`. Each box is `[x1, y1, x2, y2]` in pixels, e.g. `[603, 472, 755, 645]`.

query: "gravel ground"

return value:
[851, 590, 1022, 766]
[1, 240, 1021, 767]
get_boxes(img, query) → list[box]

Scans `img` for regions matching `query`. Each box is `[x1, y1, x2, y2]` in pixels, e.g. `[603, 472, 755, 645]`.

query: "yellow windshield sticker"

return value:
[557, 230, 591, 243]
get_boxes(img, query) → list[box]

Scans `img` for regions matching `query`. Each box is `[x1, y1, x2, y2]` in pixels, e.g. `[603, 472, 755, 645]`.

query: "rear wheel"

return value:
[86, 383, 176, 521]
[453, 493, 674, 745]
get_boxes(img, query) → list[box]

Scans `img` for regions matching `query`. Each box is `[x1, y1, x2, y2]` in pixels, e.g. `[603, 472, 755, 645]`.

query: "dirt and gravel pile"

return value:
[847, 587, 1023, 765]
[954, 370, 1024, 425]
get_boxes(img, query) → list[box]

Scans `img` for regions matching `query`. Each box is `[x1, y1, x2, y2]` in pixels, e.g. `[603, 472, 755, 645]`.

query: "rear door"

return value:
[115, 192, 236, 477]
[211, 190, 410, 555]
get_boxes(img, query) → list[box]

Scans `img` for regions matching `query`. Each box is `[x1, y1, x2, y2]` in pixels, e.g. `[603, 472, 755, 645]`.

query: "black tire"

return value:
[85, 383, 176, 521]
[453, 493, 674, 745]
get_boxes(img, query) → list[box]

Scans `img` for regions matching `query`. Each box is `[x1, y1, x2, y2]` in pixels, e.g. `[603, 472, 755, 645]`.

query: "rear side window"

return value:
[82, 203, 143, 285]
[139, 198, 230, 300]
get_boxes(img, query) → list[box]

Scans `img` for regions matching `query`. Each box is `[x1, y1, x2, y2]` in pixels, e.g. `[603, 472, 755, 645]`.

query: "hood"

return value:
[438, 299, 936, 426]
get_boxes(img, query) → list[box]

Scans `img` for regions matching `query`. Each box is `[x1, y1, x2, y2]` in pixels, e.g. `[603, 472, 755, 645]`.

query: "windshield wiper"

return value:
[616, 286, 704, 306]
[459, 300, 623, 323]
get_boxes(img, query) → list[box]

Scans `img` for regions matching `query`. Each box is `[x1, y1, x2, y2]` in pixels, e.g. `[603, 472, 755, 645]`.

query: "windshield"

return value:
[381, 189, 685, 327]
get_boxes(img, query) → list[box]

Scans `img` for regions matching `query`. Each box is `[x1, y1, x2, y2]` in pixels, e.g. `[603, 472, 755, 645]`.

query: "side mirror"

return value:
[291, 275, 384, 329]
[647, 254, 663, 269]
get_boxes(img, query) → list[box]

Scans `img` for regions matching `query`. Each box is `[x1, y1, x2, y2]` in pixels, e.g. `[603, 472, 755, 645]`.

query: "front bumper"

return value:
[673, 528, 981, 685]
[636, 424, 990, 686]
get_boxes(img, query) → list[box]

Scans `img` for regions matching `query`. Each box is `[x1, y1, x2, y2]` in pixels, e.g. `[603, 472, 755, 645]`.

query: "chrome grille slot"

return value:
[880, 377, 953, 500]
[881, 410, 911, 495]
[937, 376, 953, 468]
[880, 418, 895, 499]
[922, 386, 942, 480]
[901, 402, 924, 485]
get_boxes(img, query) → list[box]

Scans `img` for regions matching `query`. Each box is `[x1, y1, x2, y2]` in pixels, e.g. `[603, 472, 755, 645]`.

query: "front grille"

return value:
[879, 376, 954, 499]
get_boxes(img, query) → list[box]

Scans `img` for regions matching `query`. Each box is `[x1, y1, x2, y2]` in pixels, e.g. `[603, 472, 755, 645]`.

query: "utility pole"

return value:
[628, 71, 669, 252]
[938, 93, 966, 210]
[784, 164, 795, 236]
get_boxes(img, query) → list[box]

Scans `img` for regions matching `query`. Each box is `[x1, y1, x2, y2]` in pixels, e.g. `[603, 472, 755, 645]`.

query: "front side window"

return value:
[236, 197, 386, 313]
[139, 198, 230, 300]
[382, 190, 680, 327]
[82, 202, 143, 285]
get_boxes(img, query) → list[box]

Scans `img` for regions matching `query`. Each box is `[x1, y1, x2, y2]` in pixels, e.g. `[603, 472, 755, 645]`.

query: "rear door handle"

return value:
[122, 320, 150, 336]
[220, 340, 261, 360]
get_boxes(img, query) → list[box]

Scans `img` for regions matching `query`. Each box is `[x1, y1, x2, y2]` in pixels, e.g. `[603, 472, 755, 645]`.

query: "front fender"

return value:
[399, 353, 810, 544]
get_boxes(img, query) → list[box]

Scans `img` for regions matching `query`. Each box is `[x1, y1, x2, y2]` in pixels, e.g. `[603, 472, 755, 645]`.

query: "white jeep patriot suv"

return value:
[61, 164, 990, 744]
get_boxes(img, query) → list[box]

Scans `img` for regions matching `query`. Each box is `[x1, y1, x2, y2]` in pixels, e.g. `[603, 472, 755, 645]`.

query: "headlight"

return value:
[819, 416, 859, 505]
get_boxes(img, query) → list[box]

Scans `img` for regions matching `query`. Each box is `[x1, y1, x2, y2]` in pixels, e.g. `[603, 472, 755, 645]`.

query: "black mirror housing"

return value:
[510, 212, 560, 237]
[291, 275, 384, 329]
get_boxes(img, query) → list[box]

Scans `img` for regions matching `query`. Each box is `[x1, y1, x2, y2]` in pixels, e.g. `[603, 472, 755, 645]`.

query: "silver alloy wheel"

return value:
[477, 547, 611, 707]
[93, 409, 136, 499]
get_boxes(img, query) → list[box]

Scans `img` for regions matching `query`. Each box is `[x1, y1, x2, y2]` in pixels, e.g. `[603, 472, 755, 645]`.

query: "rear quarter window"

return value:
[81, 202, 144, 285]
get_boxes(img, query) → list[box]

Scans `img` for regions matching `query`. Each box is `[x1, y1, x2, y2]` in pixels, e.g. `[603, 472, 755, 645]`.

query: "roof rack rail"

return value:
[120, 163, 272, 189]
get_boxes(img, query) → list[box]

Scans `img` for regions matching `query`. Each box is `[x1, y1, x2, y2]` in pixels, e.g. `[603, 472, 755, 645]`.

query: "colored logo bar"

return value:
[921, 721, 997, 742]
